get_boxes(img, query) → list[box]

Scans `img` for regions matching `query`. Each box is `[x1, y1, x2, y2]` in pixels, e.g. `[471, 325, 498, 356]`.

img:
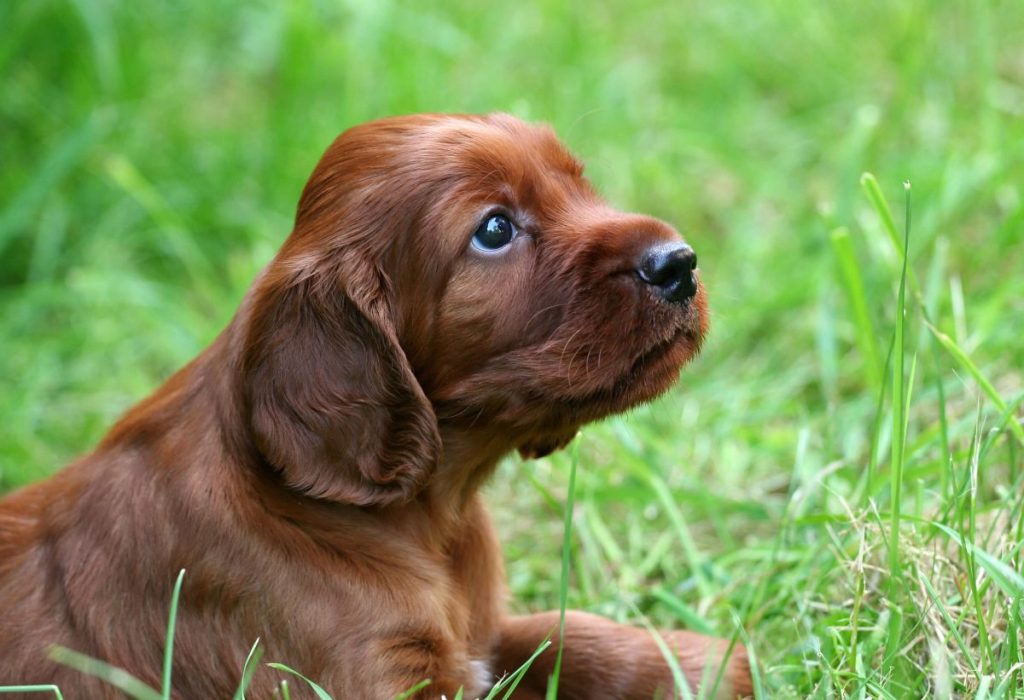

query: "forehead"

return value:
[413, 116, 590, 207]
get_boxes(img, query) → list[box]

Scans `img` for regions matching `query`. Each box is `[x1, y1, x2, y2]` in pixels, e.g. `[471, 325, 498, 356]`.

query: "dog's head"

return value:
[241, 114, 708, 505]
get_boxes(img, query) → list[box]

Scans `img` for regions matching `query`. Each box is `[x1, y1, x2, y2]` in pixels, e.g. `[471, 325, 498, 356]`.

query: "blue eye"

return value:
[472, 214, 517, 252]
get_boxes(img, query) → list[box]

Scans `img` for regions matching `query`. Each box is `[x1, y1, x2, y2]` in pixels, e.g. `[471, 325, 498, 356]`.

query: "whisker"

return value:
[525, 301, 570, 330]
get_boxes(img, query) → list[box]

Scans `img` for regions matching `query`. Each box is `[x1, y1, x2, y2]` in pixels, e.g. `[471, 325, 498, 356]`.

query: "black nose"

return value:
[637, 243, 698, 303]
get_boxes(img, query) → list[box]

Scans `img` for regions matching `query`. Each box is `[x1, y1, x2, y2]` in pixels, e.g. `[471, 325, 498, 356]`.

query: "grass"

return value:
[3, 0, 1024, 697]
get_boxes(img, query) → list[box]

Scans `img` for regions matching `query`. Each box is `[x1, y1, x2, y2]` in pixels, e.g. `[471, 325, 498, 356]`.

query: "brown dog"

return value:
[0, 114, 752, 698]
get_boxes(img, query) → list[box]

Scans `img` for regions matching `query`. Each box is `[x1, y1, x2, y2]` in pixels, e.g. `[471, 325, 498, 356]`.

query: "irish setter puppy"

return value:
[0, 114, 752, 698]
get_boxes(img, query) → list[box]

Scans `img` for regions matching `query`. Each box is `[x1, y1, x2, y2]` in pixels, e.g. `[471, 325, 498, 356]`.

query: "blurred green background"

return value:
[3, 1, 1024, 696]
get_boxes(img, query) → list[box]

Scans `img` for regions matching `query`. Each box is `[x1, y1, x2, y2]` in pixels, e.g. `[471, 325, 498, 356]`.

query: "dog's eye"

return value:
[472, 215, 517, 252]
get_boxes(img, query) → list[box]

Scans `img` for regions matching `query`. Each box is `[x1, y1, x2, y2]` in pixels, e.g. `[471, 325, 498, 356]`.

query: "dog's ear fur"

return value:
[241, 252, 440, 506]
[239, 129, 441, 506]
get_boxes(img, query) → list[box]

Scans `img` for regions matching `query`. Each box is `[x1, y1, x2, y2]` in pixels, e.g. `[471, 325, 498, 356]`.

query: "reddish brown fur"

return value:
[0, 114, 751, 698]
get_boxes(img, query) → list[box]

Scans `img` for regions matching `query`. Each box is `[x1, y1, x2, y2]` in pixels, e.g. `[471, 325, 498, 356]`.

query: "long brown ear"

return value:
[240, 253, 440, 506]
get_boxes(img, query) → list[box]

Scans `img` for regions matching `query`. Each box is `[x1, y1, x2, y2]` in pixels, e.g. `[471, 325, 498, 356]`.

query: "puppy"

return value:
[0, 113, 751, 698]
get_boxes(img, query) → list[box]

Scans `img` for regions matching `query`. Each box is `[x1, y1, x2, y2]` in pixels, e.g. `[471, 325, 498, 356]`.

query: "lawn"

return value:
[2, 1, 1023, 697]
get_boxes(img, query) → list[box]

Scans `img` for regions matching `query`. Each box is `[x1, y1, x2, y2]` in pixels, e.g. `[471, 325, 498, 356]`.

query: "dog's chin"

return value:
[599, 286, 707, 403]
[516, 321, 704, 460]
[517, 428, 580, 459]
[602, 323, 703, 413]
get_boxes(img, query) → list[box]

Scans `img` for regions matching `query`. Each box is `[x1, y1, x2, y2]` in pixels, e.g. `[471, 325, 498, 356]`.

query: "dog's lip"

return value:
[638, 287, 703, 356]
[633, 322, 691, 372]
[553, 321, 694, 419]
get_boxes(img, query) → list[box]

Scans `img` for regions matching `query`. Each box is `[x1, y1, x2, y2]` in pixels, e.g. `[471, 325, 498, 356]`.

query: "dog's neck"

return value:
[426, 424, 513, 510]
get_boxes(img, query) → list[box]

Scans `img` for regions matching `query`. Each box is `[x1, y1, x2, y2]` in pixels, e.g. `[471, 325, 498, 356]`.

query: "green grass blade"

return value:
[0, 687, 64, 699]
[49, 647, 161, 700]
[988, 666, 1021, 700]
[162, 569, 186, 699]
[860, 173, 901, 249]
[582, 501, 624, 566]
[646, 471, 712, 599]
[652, 588, 715, 635]
[485, 638, 551, 700]
[830, 226, 883, 389]
[926, 323, 1024, 446]
[707, 616, 748, 700]
[918, 571, 982, 680]
[931, 345, 953, 500]
[1004, 593, 1023, 693]
[882, 182, 911, 676]
[266, 663, 333, 700]
[932, 523, 1024, 598]
[546, 438, 580, 700]
[738, 626, 764, 700]
[862, 173, 923, 298]
[967, 408, 995, 672]
[976, 674, 993, 700]
[393, 679, 431, 699]
[232, 638, 263, 700]
[640, 620, 694, 700]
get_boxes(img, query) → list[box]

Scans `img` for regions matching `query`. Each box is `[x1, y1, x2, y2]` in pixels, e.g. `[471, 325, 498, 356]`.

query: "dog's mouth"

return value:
[630, 284, 706, 367]
[562, 316, 702, 413]
[512, 322, 699, 457]
[551, 281, 707, 405]
[625, 322, 701, 391]
[635, 324, 691, 370]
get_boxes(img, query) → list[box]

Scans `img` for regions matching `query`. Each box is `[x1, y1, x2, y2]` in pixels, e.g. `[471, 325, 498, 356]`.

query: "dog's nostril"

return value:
[637, 243, 698, 303]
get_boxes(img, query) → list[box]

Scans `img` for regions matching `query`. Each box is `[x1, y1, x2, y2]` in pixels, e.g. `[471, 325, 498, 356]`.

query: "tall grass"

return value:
[3, 0, 1023, 696]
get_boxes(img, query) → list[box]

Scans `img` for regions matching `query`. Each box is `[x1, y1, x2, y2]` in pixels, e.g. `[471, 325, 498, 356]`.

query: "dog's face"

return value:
[380, 114, 708, 453]
[244, 114, 708, 504]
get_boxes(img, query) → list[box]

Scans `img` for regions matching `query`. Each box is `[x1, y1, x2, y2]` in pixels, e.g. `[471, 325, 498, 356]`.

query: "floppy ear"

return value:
[240, 254, 441, 506]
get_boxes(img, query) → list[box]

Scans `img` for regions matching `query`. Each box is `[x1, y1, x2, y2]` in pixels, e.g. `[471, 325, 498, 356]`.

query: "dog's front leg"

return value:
[491, 610, 751, 699]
